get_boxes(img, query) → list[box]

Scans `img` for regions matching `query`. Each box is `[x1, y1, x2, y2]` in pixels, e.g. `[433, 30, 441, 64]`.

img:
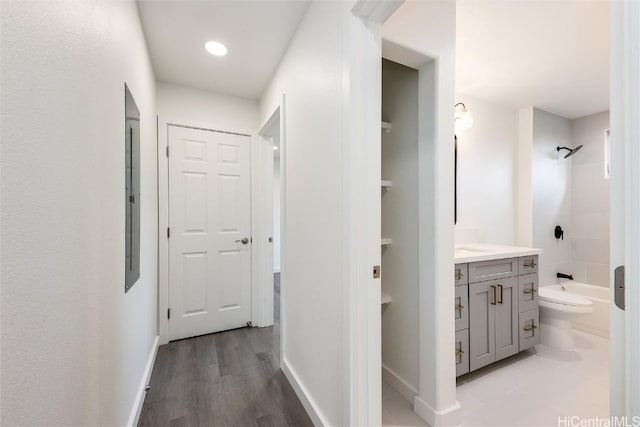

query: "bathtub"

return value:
[555, 281, 610, 338]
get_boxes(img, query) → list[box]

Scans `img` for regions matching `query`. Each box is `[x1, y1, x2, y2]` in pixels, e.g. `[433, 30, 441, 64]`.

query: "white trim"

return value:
[254, 106, 283, 328]
[610, 0, 640, 417]
[382, 363, 418, 404]
[413, 396, 461, 427]
[157, 119, 258, 344]
[257, 97, 287, 367]
[281, 358, 329, 427]
[278, 97, 287, 367]
[351, 0, 404, 24]
[127, 336, 159, 427]
[158, 120, 169, 344]
[342, 6, 386, 425]
[416, 53, 459, 427]
[250, 130, 272, 327]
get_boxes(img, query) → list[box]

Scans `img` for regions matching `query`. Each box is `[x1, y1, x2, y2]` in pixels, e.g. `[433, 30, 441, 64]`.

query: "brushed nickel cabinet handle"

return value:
[523, 288, 537, 294]
[455, 349, 465, 356]
[455, 304, 464, 311]
[524, 324, 538, 336]
[491, 285, 497, 305]
[524, 260, 537, 268]
[455, 269, 463, 280]
[497, 284, 504, 304]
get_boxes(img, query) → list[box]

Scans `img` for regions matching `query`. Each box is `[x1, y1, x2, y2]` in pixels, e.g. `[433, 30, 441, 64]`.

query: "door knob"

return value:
[235, 237, 249, 244]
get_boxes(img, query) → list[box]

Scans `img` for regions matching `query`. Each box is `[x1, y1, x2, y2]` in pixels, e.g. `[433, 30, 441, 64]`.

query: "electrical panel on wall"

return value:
[125, 83, 141, 292]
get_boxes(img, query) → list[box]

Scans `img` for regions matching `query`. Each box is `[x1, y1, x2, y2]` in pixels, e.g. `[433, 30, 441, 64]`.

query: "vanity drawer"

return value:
[519, 255, 539, 275]
[518, 274, 539, 313]
[455, 263, 468, 286]
[468, 258, 518, 283]
[455, 329, 470, 377]
[519, 309, 540, 351]
[455, 285, 469, 331]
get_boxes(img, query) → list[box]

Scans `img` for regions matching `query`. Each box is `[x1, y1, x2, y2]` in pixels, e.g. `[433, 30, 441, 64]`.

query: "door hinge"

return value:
[166, 146, 169, 157]
[167, 308, 171, 319]
[167, 227, 170, 238]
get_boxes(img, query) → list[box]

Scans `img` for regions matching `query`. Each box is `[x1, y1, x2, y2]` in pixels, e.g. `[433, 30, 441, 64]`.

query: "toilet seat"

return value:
[539, 287, 592, 307]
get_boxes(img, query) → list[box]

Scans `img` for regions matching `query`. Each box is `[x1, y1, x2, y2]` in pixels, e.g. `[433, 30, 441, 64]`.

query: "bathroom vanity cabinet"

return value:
[455, 254, 540, 377]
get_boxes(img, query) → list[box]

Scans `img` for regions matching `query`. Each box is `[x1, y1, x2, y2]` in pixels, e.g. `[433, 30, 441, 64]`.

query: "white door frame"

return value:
[348, 1, 459, 425]
[610, 1, 640, 418]
[256, 98, 286, 364]
[157, 119, 259, 345]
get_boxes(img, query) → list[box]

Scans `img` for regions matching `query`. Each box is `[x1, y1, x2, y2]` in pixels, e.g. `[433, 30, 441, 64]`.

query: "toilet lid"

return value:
[539, 287, 592, 306]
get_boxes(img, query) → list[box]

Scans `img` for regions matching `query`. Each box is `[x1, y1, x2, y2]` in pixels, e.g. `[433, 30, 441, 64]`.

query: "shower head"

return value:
[557, 145, 584, 159]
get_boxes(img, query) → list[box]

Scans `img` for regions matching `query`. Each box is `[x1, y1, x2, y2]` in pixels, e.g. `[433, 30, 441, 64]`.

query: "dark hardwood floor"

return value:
[138, 274, 312, 426]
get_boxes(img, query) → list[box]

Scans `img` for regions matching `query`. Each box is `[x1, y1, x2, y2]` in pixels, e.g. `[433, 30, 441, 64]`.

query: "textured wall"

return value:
[1, 2, 158, 425]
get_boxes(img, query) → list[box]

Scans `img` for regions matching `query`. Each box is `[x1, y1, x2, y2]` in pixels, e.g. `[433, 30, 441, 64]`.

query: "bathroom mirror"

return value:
[454, 135, 458, 224]
[125, 83, 140, 292]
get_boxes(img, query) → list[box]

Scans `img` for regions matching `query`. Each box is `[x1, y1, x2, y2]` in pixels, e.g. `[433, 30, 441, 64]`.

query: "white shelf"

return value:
[381, 121, 392, 133]
[381, 180, 392, 189]
[381, 238, 392, 246]
[381, 292, 392, 305]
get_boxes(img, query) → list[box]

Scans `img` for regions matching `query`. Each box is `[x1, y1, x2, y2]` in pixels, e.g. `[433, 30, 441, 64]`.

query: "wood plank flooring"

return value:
[138, 274, 312, 426]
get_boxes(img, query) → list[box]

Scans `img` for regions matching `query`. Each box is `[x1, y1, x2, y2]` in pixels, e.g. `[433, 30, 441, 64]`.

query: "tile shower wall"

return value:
[571, 112, 610, 287]
[532, 108, 573, 286]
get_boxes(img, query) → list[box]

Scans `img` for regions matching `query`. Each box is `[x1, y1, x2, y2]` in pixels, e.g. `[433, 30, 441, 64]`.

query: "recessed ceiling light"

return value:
[205, 41, 228, 56]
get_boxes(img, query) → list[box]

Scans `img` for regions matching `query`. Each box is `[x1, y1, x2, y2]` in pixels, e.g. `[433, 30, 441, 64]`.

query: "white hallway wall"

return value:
[1, 1, 158, 425]
[455, 94, 518, 245]
[259, 2, 350, 424]
[156, 81, 258, 135]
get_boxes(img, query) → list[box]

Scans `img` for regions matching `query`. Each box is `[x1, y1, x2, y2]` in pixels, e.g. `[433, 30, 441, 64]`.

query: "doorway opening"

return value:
[259, 103, 285, 365]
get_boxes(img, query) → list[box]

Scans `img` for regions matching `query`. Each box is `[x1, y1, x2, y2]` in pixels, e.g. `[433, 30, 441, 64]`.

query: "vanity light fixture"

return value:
[205, 40, 228, 56]
[454, 102, 473, 132]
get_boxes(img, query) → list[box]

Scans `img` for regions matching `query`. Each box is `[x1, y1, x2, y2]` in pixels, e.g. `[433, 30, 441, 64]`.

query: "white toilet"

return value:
[539, 285, 594, 350]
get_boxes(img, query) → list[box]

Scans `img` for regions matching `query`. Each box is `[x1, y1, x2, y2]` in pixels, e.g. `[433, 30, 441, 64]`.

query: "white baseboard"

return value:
[281, 358, 328, 427]
[128, 335, 160, 427]
[382, 363, 418, 404]
[413, 395, 461, 426]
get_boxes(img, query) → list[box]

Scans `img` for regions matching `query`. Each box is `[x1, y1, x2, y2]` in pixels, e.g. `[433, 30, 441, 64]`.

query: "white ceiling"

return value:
[137, 1, 310, 100]
[456, 0, 609, 119]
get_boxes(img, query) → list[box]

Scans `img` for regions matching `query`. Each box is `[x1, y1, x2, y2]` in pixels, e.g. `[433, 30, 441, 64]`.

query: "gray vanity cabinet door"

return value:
[518, 274, 538, 313]
[494, 277, 519, 361]
[455, 285, 469, 331]
[519, 309, 540, 351]
[519, 255, 539, 275]
[455, 263, 468, 286]
[455, 329, 470, 377]
[469, 281, 496, 371]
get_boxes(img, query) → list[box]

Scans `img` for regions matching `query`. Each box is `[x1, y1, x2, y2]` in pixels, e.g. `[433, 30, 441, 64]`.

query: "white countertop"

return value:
[454, 243, 542, 263]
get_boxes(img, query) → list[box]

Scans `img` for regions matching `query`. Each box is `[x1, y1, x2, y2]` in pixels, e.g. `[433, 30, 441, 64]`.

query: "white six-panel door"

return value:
[168, 125, 251, 341]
